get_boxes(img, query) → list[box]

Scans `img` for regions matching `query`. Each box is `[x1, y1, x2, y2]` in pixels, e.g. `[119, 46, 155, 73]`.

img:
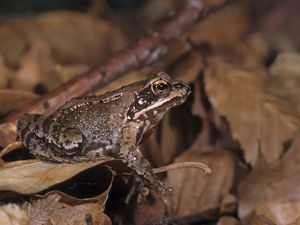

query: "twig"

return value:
[153, 161, 211, 174]
[0, 0, 230, 146]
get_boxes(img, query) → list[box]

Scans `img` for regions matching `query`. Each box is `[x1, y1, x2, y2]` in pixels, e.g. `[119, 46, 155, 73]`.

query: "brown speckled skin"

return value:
[17, 72, 191, 195]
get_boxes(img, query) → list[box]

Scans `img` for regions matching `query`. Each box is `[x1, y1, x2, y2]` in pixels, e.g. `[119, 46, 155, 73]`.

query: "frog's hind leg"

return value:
[17, 113, 84, 162]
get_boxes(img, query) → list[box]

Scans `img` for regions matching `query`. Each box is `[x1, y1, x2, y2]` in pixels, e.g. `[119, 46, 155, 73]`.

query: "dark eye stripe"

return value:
[127, 86, 160, 119]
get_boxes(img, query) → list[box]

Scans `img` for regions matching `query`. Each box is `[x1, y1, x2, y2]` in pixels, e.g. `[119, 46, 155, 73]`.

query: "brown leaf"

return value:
[238, 133, 300, 220]
[288, 217, 300, 225]
[11, 40, 54, 92]
[188, 2, 250, 49]
[0, 11, 128, 66]
[133, 194, 166, 225]
[0, 122, 17, 148]
[255, 202, 300, 225]
[23, 190, 112, 225]
[0, 204, 28, 225]
[205, 59, 300, 165]
[170, 50, 204, 83]
[0, 90, 38, 117]
[268, 52, 300, 115]
[0, 159, 113, 194]
[0, 55, 12, 89]
[217, 216, 240, 225]
[165, 149, 235, 221]
[250, 215, 277, 225]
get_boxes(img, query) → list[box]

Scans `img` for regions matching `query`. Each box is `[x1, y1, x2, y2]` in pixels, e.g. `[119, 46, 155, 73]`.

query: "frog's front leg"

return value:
[121, 147, 171, 195]
[119, 126, 171, 196]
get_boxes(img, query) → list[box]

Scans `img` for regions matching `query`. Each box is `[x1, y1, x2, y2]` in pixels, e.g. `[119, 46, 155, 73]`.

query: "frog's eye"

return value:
[151, 79, 170, 96]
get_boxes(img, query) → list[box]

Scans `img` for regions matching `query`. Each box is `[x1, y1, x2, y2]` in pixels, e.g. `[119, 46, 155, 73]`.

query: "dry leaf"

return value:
[0, 55, 12, 89]
[133, 194, 166, 225]
[205, 59, 300, 165]
[0, 122, 18, 148]
[288, 217, 300, 225]
[188, 2, 250, 49]
[217, 216, 239, 225]
[251, 215, 277, 225]
[22, 165, 114, 225]
[171, 50, 204, 83]
[52, 64, 89, 84]
[11, 40, 54, 92]
[23, 191, 111, 225]
[0, 90, 38, 117]
[268, 52, 300, 115]
[255, 202, 300, 225]
[165, 149, 235, 221]
[0, 159, 113, 194]
[0, 204, 28, 225]
[236, 34, 269, 68]
[0, 11, 128, 66]
[238, 133, 300, 221]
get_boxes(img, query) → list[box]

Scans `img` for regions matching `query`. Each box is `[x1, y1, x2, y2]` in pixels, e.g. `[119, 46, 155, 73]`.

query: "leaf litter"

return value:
[0, 0, 300, 225]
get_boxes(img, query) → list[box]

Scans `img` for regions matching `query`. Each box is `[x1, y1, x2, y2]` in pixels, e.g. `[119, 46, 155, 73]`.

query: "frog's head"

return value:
[127, 71, 191, 137]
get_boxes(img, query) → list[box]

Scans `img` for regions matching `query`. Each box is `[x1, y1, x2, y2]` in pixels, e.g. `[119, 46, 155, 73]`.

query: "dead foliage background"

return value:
[0, 0, 300, 224]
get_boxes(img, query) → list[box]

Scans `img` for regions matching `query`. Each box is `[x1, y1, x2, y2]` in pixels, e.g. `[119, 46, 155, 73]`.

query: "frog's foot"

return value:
[141, 168, 172, 195]
[119, 147, 172, 200]
[125, 174, 171, 203]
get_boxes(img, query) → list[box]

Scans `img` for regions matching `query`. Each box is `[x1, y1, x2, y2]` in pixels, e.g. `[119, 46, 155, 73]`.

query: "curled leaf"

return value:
[0, 159, 113, 194]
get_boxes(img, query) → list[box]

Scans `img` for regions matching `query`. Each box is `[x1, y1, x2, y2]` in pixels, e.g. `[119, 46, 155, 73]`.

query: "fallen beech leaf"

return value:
[205, 59, 300, 165]
[188, 2, 250, 49]
[255, 202, 300, 225]
[237, 34, 269, 68]
[251, 215, 277, 225]
[23, 190, 112, 225]
[11, 40, 54, 92]
[0, 55, 12, 89]
[288, 217, 300, 225]
[0, 11, 128, 66]
[52, 64, 89, 84]
[165, 149, 235, 221]
[217, 216, 239, 225]
[0, 90, 38, 117]
[171, 50, 204, 83]
[133, 194, 166, 225]
[238, 133, 300, 220]
[268, 52, 300, 115]
[0, 122, 17, 148]
[0, 159, 113, 194]
[0, 204, 28, 225]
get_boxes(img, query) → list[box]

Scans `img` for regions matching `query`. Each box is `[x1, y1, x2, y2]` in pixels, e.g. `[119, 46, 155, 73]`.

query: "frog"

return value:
[16, 71, 191, 196]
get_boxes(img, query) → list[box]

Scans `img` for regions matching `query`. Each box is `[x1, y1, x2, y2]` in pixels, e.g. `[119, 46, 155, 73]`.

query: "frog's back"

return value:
[51, 92, 134, 148]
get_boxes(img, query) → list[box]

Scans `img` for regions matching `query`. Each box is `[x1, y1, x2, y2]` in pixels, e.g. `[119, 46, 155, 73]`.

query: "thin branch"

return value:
[153, 162, 211, 174]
